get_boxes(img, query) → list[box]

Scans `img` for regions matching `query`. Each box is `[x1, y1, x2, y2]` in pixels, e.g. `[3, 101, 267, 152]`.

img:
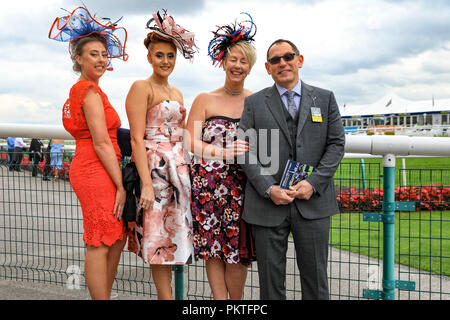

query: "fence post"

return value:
[382, 153, 396, 300]
[401, 157, 407, 186]
[173, 265, 184, 300]
[360, 158, 367, 190]
[363, 153, 416, 299]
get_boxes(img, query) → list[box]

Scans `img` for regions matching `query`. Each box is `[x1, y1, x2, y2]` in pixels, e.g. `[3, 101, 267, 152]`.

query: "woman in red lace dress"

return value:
[50, 6, 128, 300]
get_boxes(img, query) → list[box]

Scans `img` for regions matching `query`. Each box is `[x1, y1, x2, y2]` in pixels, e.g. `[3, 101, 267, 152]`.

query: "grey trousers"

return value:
[251, 205, 330, 300]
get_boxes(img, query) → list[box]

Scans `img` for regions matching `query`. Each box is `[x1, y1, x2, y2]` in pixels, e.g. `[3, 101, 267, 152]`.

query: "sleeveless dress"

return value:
[190, 116, 247, 264]
[62, 80, 125, 247]
[127, 100, 194, 265]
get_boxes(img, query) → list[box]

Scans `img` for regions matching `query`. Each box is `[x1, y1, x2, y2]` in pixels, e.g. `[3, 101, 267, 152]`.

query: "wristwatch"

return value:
[264, 185, 274, 199]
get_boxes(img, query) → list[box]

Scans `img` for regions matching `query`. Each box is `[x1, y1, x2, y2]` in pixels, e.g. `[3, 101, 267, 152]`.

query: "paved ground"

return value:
[1, 165, 449, 300]
[1, 246, 449, 300]
[0, 279, 147, 300]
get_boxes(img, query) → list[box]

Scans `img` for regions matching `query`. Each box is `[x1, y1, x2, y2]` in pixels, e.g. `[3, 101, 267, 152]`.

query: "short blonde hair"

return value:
[225, 41, 257, 69]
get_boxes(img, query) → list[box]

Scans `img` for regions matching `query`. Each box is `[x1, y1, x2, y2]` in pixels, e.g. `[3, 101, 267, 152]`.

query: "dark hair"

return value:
[70, 33, 108, 73]
[144, 32, 176, 51]
[266, 39, 300, 60]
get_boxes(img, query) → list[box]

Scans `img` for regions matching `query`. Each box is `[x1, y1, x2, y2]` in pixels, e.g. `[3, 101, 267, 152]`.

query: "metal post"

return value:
[382, 154, 396, 300]
[363, 153, 416, 299]
[360, 158, 367, 190]
[173, 265, 184, 300]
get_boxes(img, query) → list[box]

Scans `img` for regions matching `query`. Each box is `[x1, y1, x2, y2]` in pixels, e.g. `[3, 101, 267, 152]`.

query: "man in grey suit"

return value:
[238, 39, 345, 300]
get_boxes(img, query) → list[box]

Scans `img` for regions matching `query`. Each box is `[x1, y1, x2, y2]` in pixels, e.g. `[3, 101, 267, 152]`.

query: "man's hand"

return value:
[269, 185, 295, 205]
[287, 180, 314, 200]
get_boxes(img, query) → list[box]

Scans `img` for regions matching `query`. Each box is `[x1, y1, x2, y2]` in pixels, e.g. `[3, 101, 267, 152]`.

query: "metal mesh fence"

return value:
[0, 149, 449, 299]
[396, 167, 450, 299]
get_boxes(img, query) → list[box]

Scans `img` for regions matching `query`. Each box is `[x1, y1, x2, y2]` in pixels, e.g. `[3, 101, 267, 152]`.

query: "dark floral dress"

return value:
[190, 116, 246, 264]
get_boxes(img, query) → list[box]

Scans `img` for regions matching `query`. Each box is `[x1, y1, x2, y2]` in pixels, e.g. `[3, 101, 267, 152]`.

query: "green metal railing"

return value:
[0, 149, 449, 300]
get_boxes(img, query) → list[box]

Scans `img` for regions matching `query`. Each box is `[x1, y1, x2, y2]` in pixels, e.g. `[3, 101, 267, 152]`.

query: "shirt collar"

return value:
[275, 80, 302, 97]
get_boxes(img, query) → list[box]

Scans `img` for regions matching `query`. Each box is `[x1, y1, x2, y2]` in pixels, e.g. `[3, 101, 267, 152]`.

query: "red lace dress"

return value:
[63, 80, 125, 247]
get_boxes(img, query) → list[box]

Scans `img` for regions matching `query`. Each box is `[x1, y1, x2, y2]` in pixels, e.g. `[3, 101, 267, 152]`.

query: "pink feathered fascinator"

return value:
[146, 10, 197, 61]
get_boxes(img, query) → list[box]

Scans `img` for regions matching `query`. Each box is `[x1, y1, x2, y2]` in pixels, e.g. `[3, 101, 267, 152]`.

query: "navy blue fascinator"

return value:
[49, 6, 128, 70]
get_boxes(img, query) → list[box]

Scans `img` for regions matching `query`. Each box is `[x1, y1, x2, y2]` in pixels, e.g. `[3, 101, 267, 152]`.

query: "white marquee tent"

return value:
[340, 92, 450, 117]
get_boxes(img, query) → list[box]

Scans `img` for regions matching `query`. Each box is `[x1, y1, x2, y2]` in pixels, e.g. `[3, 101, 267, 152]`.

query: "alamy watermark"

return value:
[66, 264, 81, 290]
[368, 265, 381, 290]
[187, 120, 281, 175]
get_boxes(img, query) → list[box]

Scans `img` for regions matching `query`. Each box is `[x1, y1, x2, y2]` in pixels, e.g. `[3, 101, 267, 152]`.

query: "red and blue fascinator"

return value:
[49, 6, 128, 71]
[146, 10, 197, 61]
[208, 12, 256, 67]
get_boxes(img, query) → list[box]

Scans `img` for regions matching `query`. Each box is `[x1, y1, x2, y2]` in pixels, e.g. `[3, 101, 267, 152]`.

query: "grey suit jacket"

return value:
[238, 81, 345, 227]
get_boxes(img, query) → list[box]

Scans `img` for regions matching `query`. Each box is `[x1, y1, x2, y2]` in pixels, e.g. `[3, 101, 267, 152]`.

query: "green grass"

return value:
[332, 157, 450, 276]
[335, 157, 450, 188]
[341, 157, 450, 170]
[330, 211, 450, 276]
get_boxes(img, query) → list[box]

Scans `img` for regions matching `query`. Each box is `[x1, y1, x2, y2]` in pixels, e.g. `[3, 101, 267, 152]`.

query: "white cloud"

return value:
[0, 94, 61, 124]
[328, 42, 450, 105]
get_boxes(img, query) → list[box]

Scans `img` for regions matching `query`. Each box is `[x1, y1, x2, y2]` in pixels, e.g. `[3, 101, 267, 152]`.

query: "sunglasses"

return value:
[267, 52, 297, 65]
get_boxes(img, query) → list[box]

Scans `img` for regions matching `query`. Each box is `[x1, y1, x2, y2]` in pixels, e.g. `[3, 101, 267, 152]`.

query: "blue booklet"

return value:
[280, 160, 314, 189]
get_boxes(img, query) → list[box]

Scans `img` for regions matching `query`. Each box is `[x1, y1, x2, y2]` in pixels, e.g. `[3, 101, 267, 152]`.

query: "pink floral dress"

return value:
[127, 100, 194, 264]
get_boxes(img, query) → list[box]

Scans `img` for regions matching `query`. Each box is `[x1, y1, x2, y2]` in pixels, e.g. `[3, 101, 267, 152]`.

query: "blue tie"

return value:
[286, 91, 297, 119]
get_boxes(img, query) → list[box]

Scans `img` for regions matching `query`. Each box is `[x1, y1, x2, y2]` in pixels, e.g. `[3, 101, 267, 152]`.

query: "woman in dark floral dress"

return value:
[190, 117, 247, 263]
[186, 13, 257, 300]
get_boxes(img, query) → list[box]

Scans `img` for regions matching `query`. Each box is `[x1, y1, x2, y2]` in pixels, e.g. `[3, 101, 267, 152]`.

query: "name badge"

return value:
[311, 107, 322, 122]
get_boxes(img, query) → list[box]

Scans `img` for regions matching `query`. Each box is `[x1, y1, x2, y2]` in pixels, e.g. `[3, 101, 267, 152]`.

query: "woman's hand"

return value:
[139, 184, 155, 211]
[114, 186, 126, 221]
[223, 139, 249, 160]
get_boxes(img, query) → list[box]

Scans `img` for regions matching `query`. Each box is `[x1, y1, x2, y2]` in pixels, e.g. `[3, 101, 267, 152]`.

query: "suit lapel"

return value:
[297, 81, 313, 136]
[265, 85, 293, 148]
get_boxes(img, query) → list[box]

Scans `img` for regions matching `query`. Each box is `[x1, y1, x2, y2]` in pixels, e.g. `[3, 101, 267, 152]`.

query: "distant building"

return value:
[340, 92, 450, 136]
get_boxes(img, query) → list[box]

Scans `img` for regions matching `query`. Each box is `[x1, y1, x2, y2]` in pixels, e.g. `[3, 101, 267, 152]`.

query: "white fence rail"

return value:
[1, 123, 450, 157]
[0, 123, 73, 140]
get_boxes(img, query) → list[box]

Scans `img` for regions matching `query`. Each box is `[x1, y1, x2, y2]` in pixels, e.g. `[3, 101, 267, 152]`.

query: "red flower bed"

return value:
[337, 185, 450, 211]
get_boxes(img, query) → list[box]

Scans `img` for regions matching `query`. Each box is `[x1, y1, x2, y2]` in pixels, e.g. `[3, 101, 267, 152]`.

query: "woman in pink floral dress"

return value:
[125, 11, 196, 300]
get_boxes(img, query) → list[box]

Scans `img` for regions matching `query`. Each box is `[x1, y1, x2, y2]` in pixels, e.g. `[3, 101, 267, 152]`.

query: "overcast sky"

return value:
[1, 0, 450, 127]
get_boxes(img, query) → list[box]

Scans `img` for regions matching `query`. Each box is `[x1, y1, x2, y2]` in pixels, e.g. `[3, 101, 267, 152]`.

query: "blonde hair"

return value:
[225, 41, 257, 69]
